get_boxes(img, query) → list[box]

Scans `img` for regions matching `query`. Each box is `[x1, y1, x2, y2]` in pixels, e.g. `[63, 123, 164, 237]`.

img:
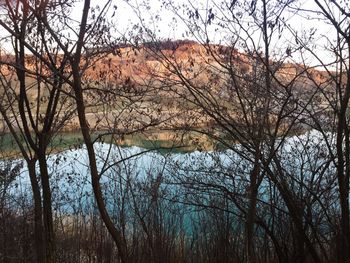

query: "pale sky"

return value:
[0, 0, 344, 68]
[88, 0, 339, 67]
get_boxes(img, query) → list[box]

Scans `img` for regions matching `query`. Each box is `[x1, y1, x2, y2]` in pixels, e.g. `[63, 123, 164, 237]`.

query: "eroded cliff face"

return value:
[0, 40, 335, 134]
[82, 40, 330, 90]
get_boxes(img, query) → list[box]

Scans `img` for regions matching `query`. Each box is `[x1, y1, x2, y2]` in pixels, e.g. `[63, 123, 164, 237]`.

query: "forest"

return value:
[0, 0, 350, 262]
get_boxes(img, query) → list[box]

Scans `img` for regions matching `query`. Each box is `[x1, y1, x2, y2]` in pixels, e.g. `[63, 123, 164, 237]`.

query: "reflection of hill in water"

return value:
[0, 129, 222, 159]
[116, 130, 222, 153]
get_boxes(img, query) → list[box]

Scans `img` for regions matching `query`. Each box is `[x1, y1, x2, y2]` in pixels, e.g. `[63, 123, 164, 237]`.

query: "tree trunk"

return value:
[336, 112, 350, 263]
[245, 158, 260, 263]
[73, 81, 129, 263]
[71, 1, 129, 261]
[27, 159, 46, 263]
[38, 152, 55, 263]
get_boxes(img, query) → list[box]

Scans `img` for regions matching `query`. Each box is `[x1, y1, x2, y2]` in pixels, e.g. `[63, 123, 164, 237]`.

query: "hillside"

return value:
[0, 40, 333, 137]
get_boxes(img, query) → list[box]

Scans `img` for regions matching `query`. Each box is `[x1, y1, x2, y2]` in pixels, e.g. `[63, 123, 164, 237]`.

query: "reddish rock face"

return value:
[0, 40, 334, 134]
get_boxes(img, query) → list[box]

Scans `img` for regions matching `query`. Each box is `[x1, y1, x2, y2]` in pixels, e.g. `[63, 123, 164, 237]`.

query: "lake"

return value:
[3, 129, 337, 236]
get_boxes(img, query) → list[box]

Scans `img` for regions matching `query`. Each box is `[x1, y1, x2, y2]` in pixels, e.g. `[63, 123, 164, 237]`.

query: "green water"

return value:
[0, 130, 224, 157]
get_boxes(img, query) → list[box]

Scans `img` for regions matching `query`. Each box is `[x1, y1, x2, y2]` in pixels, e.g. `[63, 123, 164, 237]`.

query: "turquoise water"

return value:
[2, 130, 337, 236]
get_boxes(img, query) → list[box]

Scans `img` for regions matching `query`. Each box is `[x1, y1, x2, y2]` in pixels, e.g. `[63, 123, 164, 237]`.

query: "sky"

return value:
[76, 0, 339, 67]
[0, 0, 344, 68]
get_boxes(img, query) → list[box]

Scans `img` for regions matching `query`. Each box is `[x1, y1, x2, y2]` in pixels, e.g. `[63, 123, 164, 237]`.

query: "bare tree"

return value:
[284, 1, 350, 261]
[0, 1, 80, 262]
[124, 0, 345, 261]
